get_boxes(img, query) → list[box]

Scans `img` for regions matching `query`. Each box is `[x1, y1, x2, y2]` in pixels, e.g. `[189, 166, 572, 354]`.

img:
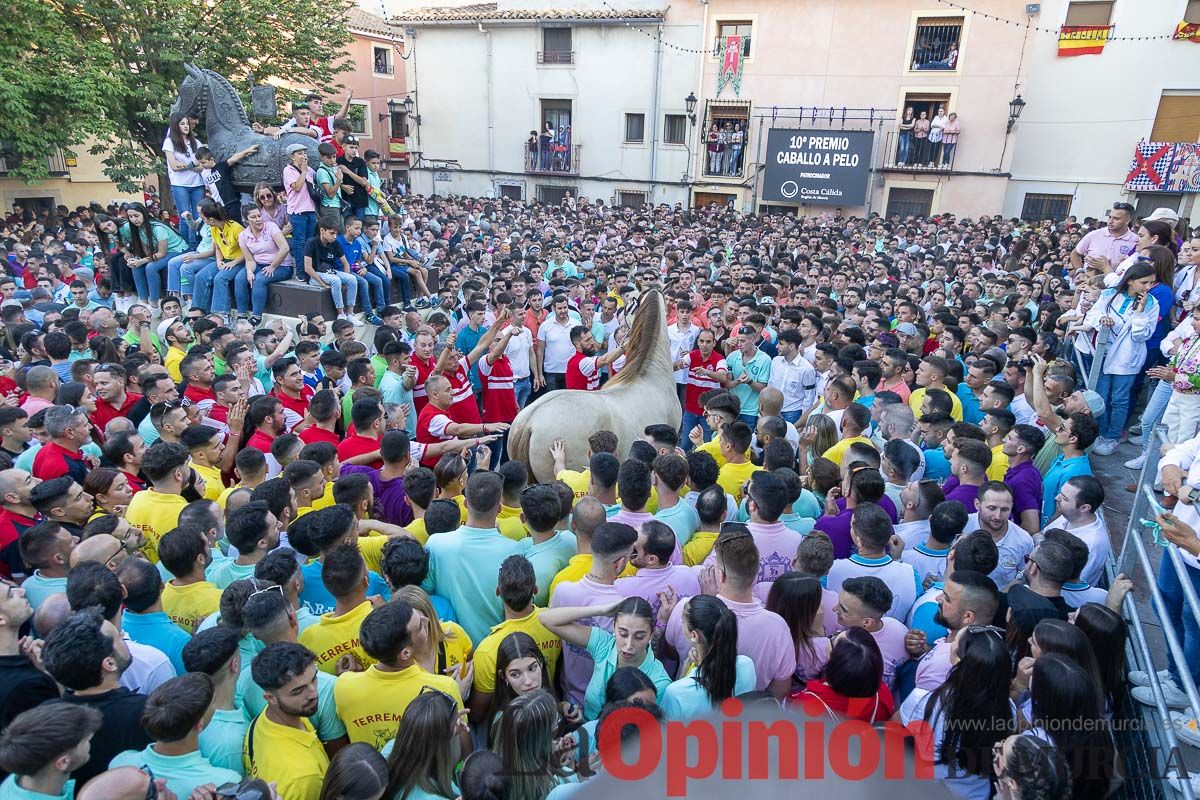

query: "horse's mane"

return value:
[202, 68, 250, 127]
[605, 289, 669, 389]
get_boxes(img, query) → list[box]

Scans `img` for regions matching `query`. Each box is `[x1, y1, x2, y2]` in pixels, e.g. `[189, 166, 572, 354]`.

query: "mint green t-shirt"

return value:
[422, 526, 529, 643]
[0, 774, 73, 800]
[525, 531, 577, 607]
[237, 664, 346, 742]
[109, 746, 241, 800]
[198, 708, 246, 776]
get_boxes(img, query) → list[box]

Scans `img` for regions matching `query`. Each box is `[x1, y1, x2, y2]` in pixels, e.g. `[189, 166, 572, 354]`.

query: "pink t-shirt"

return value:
[753, 581, 843, 636]
[282, 164, 317, 215]
[614, 565, 700, 622]
[550, 576, 626, 705]
[871, 617, 912, 690]
[238, 220, 294, 268]
[795, 635, 833, 683]
[666, 595, 796, 691]
[610, 508, 682, 564]
[914, 637, 952, 691]
[703, 521, 803, 583]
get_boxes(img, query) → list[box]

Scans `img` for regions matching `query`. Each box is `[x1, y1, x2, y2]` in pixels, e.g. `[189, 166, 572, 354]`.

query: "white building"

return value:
[390, 0, 702, 206]
[1004, 0, 1200, 221]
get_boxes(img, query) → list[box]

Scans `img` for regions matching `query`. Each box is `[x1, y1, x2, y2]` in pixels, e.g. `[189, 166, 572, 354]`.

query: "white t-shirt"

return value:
[504, 327, 534, 379]
[162, 135, 204, 187]
[538, 317, 577, 373]
[899, 689, 1018, 800]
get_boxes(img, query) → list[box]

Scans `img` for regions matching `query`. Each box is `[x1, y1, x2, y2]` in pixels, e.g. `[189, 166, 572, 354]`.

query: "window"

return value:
[885, 188, 934, 218]
[1064, 1, 1114, 26]
[537, 185, 577, 204]
[624, 114, 645, 144]
[617, 191, 646, 208]
[1150, 94, 1200, 143]
[373, 46, 394, 75]
[498, 184, 524, 200]
[541, 99, 572, 132]
[911, 17, 963, 70]
[1020, 193, 1073, 222]
[346, 101, 370, 136]
[664, 114, 687, 145]
[541, 27, 572, 63]
[1134, 193, 1183, 221]
[715, 22, 752, 58]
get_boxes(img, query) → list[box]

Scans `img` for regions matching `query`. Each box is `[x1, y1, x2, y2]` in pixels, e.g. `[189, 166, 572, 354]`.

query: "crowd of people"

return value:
[0, 148, 1199, 800]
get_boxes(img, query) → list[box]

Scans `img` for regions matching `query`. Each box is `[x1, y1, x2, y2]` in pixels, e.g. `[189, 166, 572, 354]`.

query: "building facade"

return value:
[344, 9, 415, 188]
[391, 0, 701, 206]
[0, 145, 140, 215]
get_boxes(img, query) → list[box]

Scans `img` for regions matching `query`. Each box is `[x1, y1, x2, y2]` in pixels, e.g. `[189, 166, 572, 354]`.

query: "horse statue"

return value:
[169, 63, 320, 192]
[508, 290, 682, 483]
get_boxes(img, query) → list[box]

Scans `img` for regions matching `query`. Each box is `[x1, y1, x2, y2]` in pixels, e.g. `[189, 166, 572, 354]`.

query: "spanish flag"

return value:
[1058, 25, 1111, 56]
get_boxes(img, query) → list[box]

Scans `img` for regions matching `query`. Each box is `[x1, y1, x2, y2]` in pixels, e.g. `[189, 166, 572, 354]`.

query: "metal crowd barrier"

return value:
[1113, 424, 1200, 799]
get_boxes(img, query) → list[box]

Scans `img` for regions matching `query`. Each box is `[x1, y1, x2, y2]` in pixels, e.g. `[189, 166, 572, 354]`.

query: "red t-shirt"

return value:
[246, 430, 276, 454]
[32, 441, 88, 483]
[445, 356, 481, 425]
[478, 355, 518, 423]
[416, 403, 455, 468]
[684, 350, 728, 416]
[274, 386, 315, 423]
[299, 426, 340, 446]
[565, 351, 600, 391]
[411, 355, 438, 413]
[337, 433, 382, 468]
[91, 392, 143, 433]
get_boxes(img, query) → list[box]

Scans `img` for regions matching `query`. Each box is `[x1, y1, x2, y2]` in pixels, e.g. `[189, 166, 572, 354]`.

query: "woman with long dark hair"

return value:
[660, 595, 755, 720]
[83, 468, 134, 517]
[162, 112, 206, 248]
[992, 734, 1073, 800]
[383, 690, 464, 800]
[320, 742, 387, 800]
[1080, 262, 1159, 454]
[788, 626, 894, 723]
[1027, 619, 1106, 713]
[118, 202, 187, 304]
[1027, 654, 1115, 799]
[491, 631, 553, 721]
[93, 214, 136, 299]
[493, 690, 572, 800]
[899, 626, 1017, 799]
[766, 573, 831, 683]
[1073, 603, 1128, 712]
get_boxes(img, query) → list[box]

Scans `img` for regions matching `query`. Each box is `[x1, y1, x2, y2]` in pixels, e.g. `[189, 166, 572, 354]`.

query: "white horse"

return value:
[508, 290, 682, 483]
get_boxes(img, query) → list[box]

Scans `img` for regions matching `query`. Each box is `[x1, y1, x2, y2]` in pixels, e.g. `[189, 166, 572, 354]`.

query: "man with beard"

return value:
[907, 569, 1000, 692]
[564, 325, 625, 391]
[244, 642, 330, 798]
[158, 317, 193, 385]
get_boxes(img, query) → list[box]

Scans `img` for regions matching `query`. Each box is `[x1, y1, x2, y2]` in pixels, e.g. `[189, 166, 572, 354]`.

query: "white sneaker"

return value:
[1130, 432, 1145, 446]
[1125, 454, 1147, 470]
[1170, 711, 1200, 748]
[351, 314, 365, 327]
[1130, 668, 1175, 687]
[1132, 677, 1191, 709]
[1091, 437, 1118, 456]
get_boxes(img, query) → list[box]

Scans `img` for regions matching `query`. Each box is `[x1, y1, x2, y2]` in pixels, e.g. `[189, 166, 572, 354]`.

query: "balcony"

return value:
[910, 21, 961, 70]
[881, 128, 958, 173]
[0, 147, 70, 177]
[537, 50, 573, 64]
[525, 144, 580, 176]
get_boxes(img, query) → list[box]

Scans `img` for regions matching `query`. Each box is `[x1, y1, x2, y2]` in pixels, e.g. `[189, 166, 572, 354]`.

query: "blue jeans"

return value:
[513, 376, 531, 409]
[212, 265, 249, 314]
[318, 272, 358, 310]
[132, 251, 182, 302]
[1096, 372, 1137, 440]
[391, 266, 412, 305]
[941, 142, 956, 165]
[1140, 380, 1174, 457]
[898, 133, 911, 164]
[170, 185, 206, 248]
[781, 409, 803, 425]
[191, 262, 221, 312]
[727, 145, 743, 176]
[178, 257, 215, 299]
[362, 264, 391, 308]
[288, 212, 318, 275]
[353, 271, 383, 312]
[250, 264, 294, 316]
[681, 410, 709, 451]
[1158, 549, 1200, 687]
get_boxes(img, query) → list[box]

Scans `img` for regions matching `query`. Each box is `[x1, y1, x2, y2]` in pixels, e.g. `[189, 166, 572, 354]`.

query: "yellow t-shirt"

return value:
[404, 518, 429, 545]
[909, 387, 964, 422]
[987, 444, 1009, 482]
[717, 461, 763, 504]
[126, 489, 189, 563]
[299, 600, 376, 674]
[244, 711, 328, 800]
[216, 484, 242, 509]
[165, 346, 188, 384]
[497, 505, 528, 542]
[357, 533, 388, 575]
[190, 461, 225, 502]
[821, 436, 874, 467]
[556, 469, 590, 500]
[694, 438, 726, 468]
[312, 481, 336, 510]
[547, 554, 636, 601]
[161, 580, 222, 633]
[472, 608, 562, 694]
[333, 663, 462, 749]
[439, 621, 474, 674]
[682, 531, 719, 567]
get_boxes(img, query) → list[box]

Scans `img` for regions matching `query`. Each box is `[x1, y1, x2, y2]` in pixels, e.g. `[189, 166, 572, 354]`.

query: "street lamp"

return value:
[686, 92, 698, 125]
[378, 98, 400, 122]
[1006, 94, 1026, 133]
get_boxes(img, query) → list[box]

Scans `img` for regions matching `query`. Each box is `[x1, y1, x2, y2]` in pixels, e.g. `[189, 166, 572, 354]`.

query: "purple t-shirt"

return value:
[339, 465, 414, 526]
[813, 508, 854, 559]
[1005, 460, 1043, 522]
[835, 494, 899, 522]
[614, 565, 700, 622]
[943, 482, 981, 512]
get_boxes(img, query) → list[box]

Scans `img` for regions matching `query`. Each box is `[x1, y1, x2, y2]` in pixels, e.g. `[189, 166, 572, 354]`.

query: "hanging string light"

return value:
[933, 0, 1178, 41]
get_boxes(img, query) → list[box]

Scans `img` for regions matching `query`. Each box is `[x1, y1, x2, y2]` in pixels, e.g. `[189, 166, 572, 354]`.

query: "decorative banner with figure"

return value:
[717, 35, 744, 97]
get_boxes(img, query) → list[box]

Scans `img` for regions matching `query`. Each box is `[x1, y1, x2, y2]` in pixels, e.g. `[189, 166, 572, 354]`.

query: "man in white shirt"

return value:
[967, 482, 1034, 589]
[826, 503, 921, 621]
[769, 329, 817, 426]
[503, 321, 536, 409]
[667, 304, 700, 398]
[1041, 475, 1108, 586]
[535, 295, 578, 393]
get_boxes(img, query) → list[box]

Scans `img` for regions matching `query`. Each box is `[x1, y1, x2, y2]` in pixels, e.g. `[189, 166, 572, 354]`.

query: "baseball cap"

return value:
[895, 322, 918, 337]
[1145, 207, 1180, 224]
[1080, 389, 1106, 417]
[285, 143, 308, 155]
[157, 316, 179, 343]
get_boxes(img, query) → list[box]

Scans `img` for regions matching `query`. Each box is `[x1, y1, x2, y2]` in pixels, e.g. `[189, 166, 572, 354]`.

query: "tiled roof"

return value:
[392, 3, 664, 22]
[347, 7, 394, 37]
